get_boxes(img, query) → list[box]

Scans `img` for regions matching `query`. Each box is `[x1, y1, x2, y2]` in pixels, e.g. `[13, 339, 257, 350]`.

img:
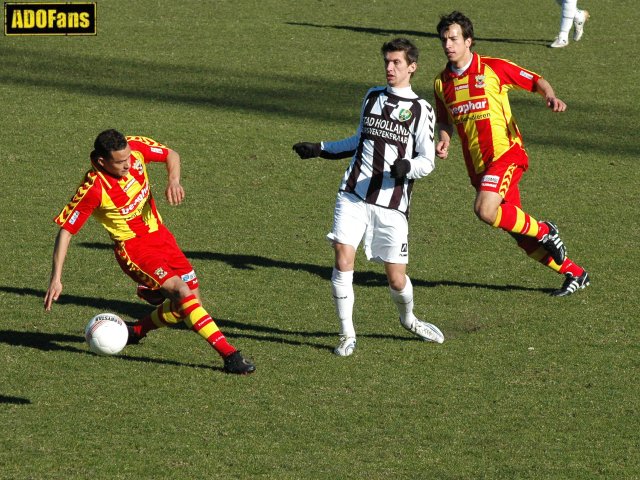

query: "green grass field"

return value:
[1, 1, 638, 478]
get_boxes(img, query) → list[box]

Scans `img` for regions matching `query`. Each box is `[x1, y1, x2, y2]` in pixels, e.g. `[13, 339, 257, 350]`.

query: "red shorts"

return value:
[113, 224, 198, 290]
[471, 144, 528, 207]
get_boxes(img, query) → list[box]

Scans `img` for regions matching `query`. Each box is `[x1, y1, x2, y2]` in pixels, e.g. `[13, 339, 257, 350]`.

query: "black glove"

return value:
[292, 142, 321, 159]
[390, 159, 411, 178]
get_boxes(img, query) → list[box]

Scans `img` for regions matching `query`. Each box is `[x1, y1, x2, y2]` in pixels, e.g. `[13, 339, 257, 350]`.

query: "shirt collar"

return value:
[444, 52, 480, 79]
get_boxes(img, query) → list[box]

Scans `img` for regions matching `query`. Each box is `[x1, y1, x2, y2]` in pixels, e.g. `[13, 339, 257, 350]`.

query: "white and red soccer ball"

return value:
[84, 313, 128, 355]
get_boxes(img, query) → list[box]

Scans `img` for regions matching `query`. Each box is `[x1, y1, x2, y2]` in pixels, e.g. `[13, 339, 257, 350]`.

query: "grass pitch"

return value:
[0, 1, 638, 479]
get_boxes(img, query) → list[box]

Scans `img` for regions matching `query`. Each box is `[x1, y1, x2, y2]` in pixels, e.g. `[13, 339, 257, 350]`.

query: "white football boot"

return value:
[550, 36, 569, 48]
[401, 317, 445, 344]
[334, 336, 356, 356]
[573, 10, 589, 41]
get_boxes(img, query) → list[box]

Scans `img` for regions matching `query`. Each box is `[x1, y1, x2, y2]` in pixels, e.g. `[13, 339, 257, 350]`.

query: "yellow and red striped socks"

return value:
[493, 203, 549, 240]
[514, 236, 584, 276]
[179, 294, 236, 358]
[131, 296, 236, 357]
[132, 299, 183, 338]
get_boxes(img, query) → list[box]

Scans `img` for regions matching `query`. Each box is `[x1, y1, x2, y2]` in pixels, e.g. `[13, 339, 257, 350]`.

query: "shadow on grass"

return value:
[0, 394, 31, 405]
[213, 317, 412, 353]
[1, 285, 444, 355]
[0, 45, 366, 125]
[286, 22, 550, 46]
[2, 285, 153, 319]
[77, 242, 552, 294]
[0, 328, 218, 371]
[1, 45, 628, 157]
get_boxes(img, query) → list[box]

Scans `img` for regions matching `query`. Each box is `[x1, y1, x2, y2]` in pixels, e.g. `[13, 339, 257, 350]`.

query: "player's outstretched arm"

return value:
[44, 228, 73, 311]
[165, 149, 185, 206]
[535, 78, 567, 112]
[293, 138, 357, 160]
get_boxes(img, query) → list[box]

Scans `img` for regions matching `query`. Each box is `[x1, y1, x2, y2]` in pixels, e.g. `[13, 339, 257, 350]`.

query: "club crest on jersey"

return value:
[398, 108, 412, 122]
[474, 75, 486, 89]
[154, 267, 168, 279]
[132, 158, 143, 175]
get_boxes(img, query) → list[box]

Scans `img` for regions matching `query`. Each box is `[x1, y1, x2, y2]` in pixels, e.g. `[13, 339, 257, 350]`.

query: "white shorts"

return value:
[327, 191, 409, 264]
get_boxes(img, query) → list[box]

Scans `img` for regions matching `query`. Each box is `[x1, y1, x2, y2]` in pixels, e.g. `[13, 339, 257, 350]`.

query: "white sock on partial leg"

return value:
[559, 0, 577, 40]
[390, 275, 415, 329]
[573, 8, 588, 41]
[331, 268, 355, 338]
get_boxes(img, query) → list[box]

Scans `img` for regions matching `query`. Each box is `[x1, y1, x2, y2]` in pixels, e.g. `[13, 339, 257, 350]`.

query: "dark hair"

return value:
[381, 37, 419, 65]
[91, 129, 127, 161]
[436, 11, 475, 47]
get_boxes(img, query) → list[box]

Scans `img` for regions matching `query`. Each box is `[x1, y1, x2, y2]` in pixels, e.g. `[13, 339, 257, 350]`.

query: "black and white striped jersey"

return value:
[321, 85, 435, 215]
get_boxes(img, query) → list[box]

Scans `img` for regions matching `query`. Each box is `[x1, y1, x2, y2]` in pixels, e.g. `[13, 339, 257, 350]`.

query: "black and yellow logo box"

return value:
[5, 2, 96, 35]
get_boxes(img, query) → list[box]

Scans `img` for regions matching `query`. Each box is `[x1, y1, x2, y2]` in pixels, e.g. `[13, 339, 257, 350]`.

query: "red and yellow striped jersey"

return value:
[434, 53, 541, 178]
[54, 136, 171, 241]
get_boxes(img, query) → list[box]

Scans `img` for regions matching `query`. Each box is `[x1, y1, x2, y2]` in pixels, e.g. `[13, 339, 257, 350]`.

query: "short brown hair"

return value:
[381, 38, 419, 65]
[437, 11, 476, 48]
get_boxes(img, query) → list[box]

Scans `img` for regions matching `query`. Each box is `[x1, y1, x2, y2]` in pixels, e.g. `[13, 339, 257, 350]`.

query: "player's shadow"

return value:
[0, 329, 87, 353]
[0, 394, 31, 405]
[190, 250, 551, 293]
[212, 317, 411, 353]
[286, 22, 550, 46]
[1, 284, 428, 355]
[0, 286, 331, 352]
[77, 242, 553, 293]
[0, 327, 217, 370]
[11, 285, 153, 319]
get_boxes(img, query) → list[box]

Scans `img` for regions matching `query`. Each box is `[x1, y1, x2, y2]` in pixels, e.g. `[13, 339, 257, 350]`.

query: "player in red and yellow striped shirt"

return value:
[44, 129, 255, 374]
[433, 11, 589, 297]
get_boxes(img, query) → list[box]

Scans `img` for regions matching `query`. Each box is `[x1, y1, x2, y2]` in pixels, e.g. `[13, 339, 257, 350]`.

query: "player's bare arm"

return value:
[165, 149, 185, 206]
[535, 78, 567, 112]
[435, 123, 453, 159]
[44, 228, 73, 311]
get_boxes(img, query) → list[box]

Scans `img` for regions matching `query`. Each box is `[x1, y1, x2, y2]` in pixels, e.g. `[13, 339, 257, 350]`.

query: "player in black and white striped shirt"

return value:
[293, 38, 444, 356]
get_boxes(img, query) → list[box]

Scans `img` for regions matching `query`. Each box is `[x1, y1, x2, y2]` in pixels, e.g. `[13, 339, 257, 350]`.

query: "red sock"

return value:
[207, 331, 236, 358]
[514, 235, 584, 276]
[559, 259, 584, 277]
[536, 221, 549, 240]
[133, 315, 159, 338]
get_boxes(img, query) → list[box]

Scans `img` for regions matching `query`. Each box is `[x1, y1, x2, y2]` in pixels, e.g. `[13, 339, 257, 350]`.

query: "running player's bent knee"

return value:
[160, 276, 192, 302]
[474, 203, 498, 225]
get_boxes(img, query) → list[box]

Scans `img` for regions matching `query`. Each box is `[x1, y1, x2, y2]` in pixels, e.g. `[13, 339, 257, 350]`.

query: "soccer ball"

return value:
[84, 313, 128, 355]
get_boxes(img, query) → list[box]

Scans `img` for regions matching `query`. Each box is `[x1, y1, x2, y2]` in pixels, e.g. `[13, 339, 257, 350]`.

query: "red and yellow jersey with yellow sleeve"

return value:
[433, 53, 540, 177]
[54, 136, 170, 242]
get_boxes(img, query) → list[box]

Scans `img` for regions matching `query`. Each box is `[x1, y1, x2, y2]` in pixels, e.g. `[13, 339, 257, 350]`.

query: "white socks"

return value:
[331, 268, 355, 338]
[556, 0, 585, 41]
[389, 275, 415, 329]
[559, 0, 577, 40]
[333, 271, 419, 336]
